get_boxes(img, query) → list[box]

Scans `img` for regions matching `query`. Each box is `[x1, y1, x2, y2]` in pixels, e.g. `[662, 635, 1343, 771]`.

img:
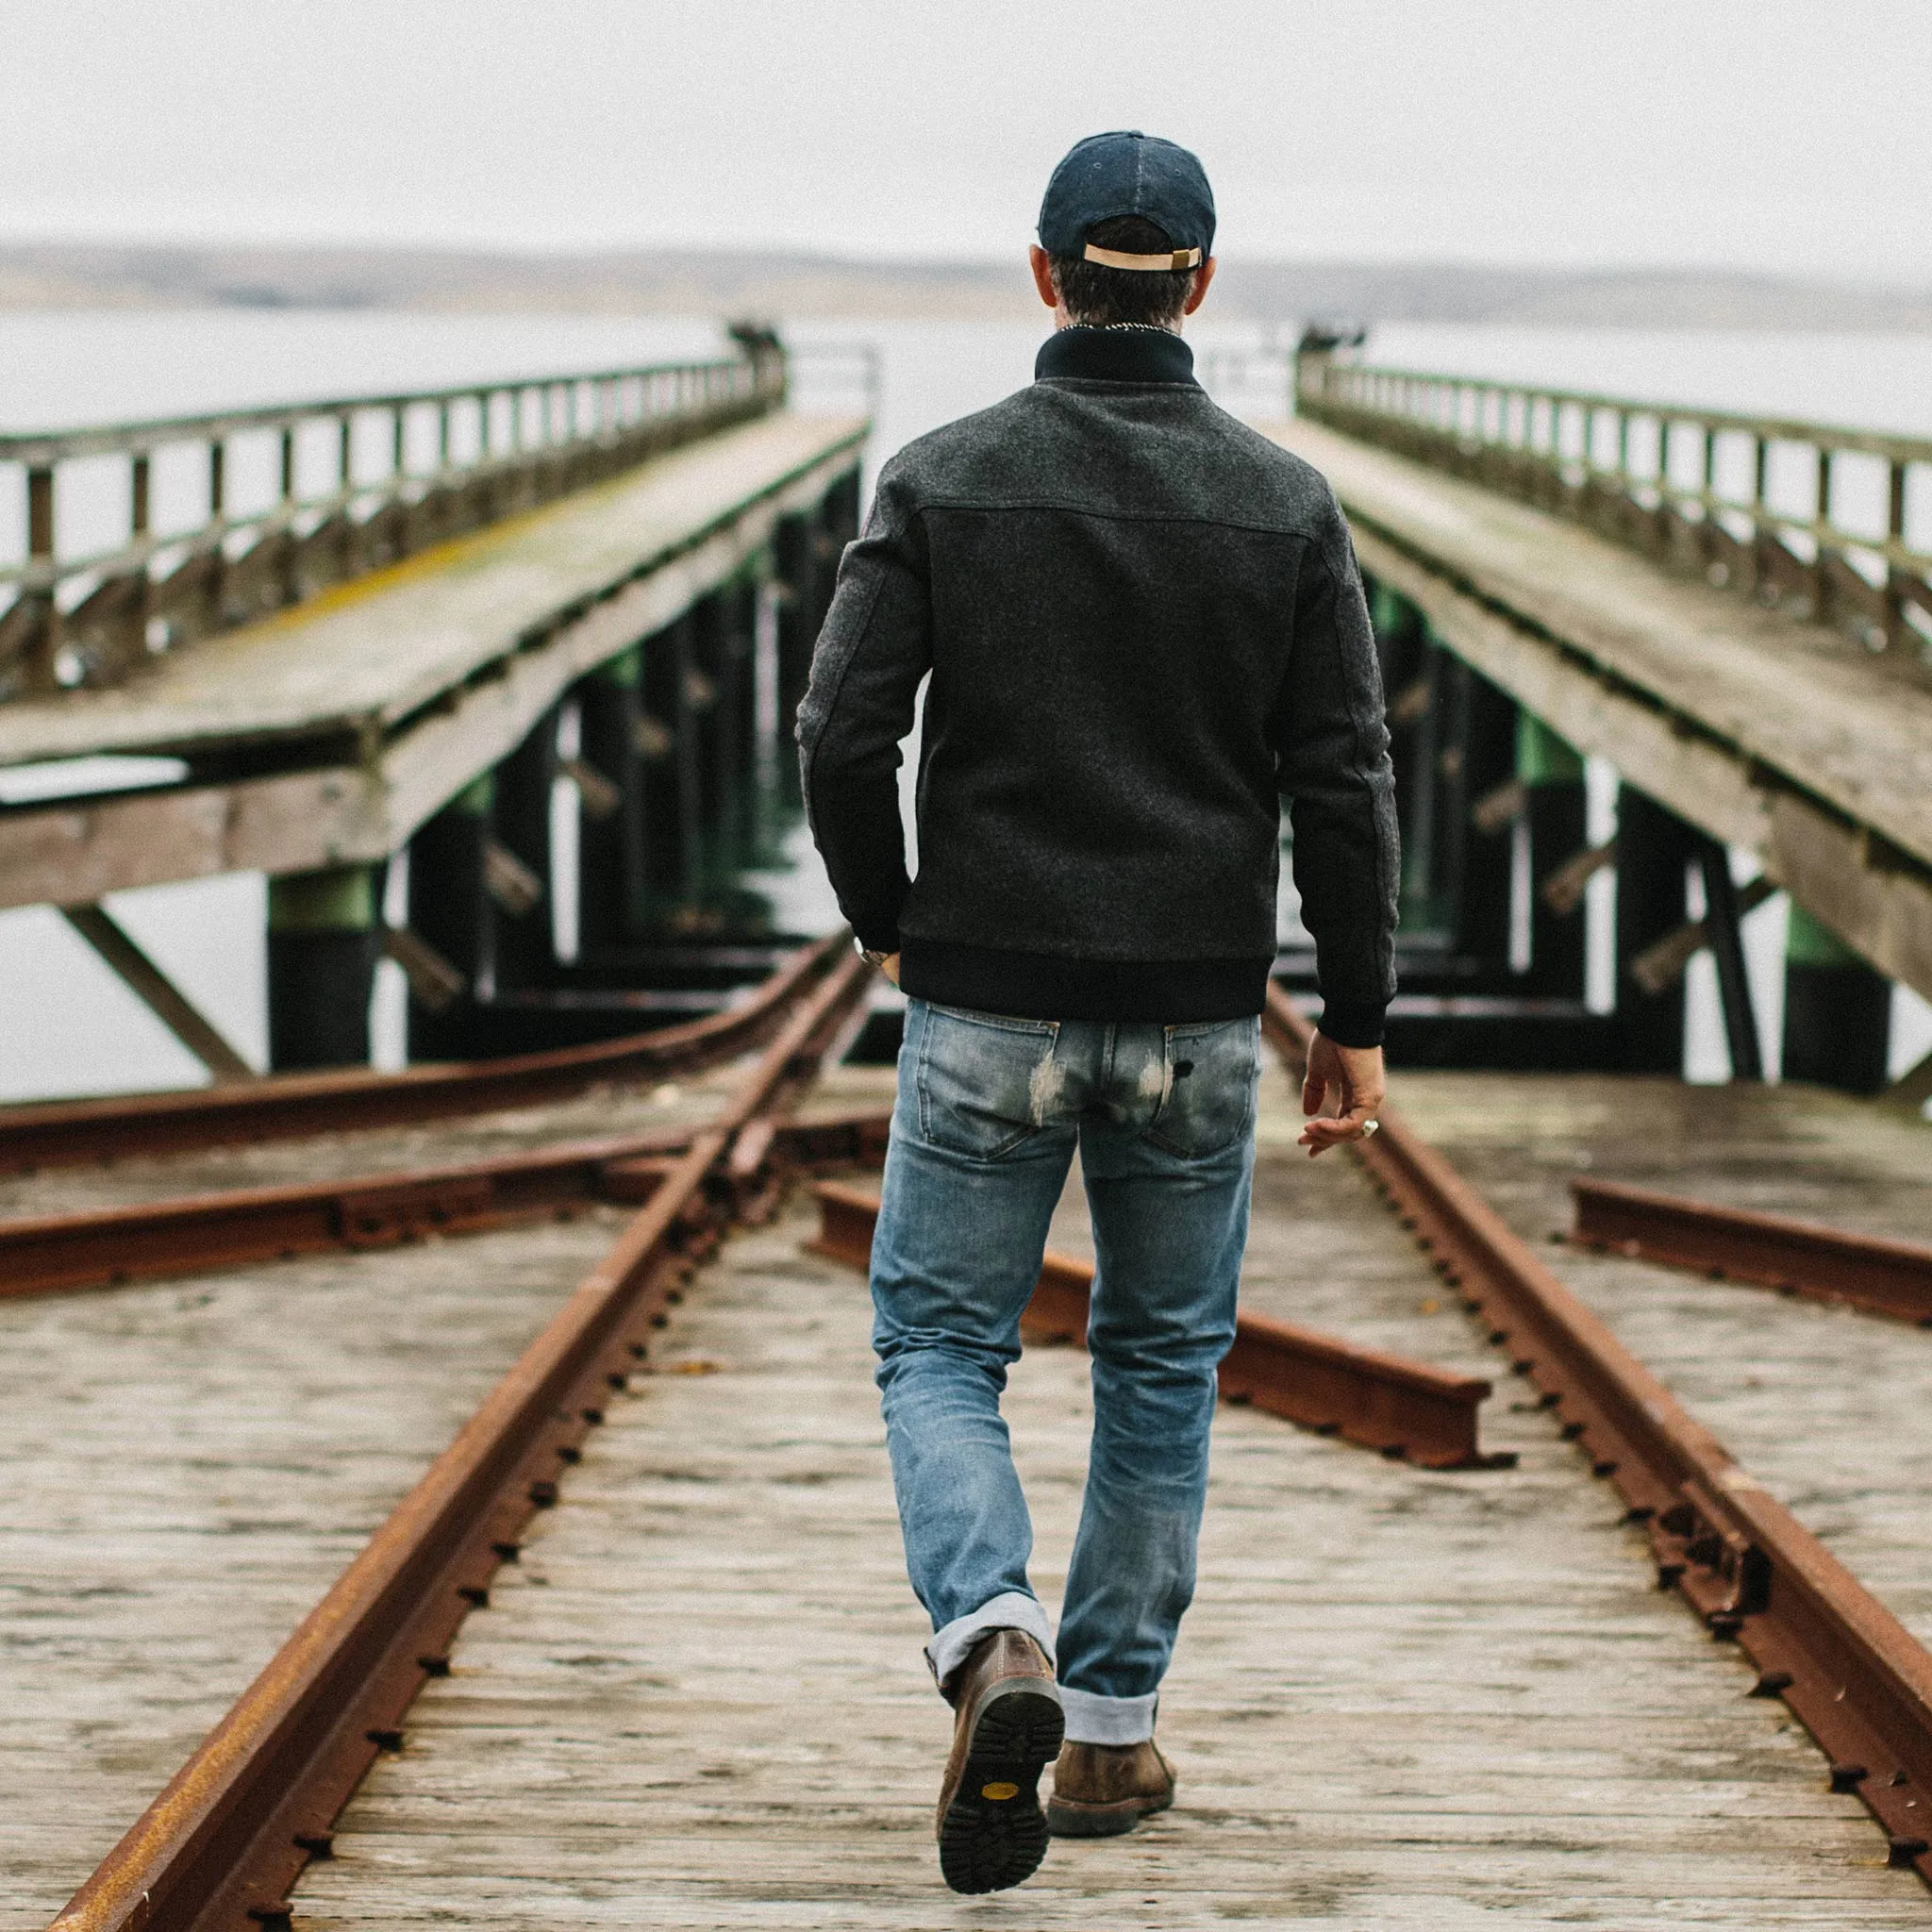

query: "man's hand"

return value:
[879, 952, 902, 988]
[1298, 1032, 1385, 1157]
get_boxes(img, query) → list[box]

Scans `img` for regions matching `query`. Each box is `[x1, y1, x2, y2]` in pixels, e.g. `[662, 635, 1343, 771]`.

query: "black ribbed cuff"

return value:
[854, 921, 902, 956]
[1316, 998, 1388, 1048]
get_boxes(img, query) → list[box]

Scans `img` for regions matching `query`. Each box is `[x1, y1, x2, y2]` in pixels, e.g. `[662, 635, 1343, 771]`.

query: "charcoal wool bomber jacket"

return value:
[795, 325, 1401, 1046]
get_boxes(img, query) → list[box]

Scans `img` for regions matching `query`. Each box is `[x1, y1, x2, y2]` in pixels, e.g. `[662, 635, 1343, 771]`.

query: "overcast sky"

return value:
[5, 0, 1925, 281]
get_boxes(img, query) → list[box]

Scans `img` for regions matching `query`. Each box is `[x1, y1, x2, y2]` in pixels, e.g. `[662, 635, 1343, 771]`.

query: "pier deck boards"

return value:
[8, 1067, 1928, 1924]
[283, 1068, 1926, 1927]
[1260, 417, 1932, 869]
[1259, 415, 1932, 1003]
[0, 413, 863, 771]
[0, 411, 864, 909]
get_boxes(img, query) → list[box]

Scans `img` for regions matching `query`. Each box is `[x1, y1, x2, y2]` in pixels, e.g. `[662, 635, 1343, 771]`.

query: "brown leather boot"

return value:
[934, 1629, 1064, 1893]
[1046, 1739, 1176, 1837]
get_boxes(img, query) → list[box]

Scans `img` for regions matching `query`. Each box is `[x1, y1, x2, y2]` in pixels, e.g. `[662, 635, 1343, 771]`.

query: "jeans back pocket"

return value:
[913, 1002, 1063, 1160]
[1144, 1015, 1260, 1159]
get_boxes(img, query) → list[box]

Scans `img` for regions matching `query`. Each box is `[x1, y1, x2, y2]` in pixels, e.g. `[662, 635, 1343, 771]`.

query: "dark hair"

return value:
[1049, 213, 1199, 328]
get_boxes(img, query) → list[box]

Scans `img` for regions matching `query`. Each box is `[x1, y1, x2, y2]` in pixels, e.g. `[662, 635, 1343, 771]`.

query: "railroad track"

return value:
[1261, 991, 1932, 1883]
[0, 932, 846, 1176]
[1571, 1176, 1932, 1329]
[8, 965, 1932, 1924]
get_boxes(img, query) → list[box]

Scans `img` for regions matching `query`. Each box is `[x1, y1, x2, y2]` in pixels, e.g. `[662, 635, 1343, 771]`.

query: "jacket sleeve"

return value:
[1273, 488, 1400, 1047]
[794, 462, 932, 953]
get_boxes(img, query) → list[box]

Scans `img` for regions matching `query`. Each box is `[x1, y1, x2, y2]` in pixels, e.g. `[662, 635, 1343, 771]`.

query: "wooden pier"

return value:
[1269, 355, 1932, 1100]
[0, 341, 864, 1074]
[3, 346, 1931, 1926]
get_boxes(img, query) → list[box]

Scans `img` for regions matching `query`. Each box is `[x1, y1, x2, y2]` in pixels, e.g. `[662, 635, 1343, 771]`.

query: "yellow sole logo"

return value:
[979, 1781, 1019, 1801]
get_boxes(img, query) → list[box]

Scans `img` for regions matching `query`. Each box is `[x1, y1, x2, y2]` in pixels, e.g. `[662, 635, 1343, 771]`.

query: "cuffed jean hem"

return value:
[1059, 1685, 1159, 1744]
[925, 1591, 1057, 1694]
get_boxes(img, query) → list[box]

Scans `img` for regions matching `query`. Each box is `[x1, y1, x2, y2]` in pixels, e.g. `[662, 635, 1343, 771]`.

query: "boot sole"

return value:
[937, 1682, 1065, 1894]
[1046, 1787, 1174, 1838]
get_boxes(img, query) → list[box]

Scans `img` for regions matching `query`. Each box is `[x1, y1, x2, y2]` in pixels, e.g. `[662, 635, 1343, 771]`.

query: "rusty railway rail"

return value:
[1265, 986, 1932, 1884]
[1571, 1176, 1932, 1329]
[47, 946, 873, 1932]
[0, 1109, 891, 1301]
[808, 1180, 1503, 1471]
[0, 932, 842, 1174]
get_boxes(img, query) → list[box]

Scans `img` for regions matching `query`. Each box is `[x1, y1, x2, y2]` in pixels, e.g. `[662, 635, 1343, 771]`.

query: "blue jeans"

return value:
[871, 997, 1258, 1745]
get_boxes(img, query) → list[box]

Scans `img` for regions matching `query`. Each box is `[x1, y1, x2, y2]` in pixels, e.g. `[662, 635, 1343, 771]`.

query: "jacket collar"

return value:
[1034, 325, 1198, 388]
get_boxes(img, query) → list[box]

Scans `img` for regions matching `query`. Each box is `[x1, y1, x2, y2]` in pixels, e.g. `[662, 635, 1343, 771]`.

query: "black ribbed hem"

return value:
[1315, 998, 1389, 1049]
[898, 940, 1270, 1024]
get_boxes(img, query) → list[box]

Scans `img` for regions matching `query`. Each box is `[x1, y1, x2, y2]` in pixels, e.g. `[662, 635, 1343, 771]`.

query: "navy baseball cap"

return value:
[1038, 130, 1216, 270]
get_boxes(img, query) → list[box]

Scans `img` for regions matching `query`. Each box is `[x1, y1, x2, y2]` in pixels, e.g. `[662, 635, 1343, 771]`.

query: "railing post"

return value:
[1749, 433, 1770, 591]
[272, 425, 299, 609]
[131, 453, 151, 539]
[336, 413, 356, 577]
[1813, 444, 1834, 625]
[1651, 416, 1674, 555]
[26, 463, 54, 564]
[1884, 458, 1908, 650]
[24, 462, 58, 683]
[1700, 425, 1717, 571]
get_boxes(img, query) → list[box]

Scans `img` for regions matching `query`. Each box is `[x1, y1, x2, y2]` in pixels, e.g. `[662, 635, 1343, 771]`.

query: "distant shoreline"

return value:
[5, 242, 1931, 332]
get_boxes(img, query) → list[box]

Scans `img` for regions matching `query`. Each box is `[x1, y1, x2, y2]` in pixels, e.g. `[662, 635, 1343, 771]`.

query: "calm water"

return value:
[2, 308, 1929, 1101]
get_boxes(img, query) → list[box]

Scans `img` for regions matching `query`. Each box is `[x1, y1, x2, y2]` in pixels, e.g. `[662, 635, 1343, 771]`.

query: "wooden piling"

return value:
[1519, 715, 1587, 999]
[491, 710, 558, 990]
[575, 651, 649, 956]
[266, 864, 380, 1070]
[1615, 786, 1697, 1073]
[1782, 903, 1892, 1093]
[407, 777, 493, 1059]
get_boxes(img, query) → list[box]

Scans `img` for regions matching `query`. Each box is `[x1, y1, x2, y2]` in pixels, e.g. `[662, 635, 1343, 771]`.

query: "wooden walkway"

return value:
[7, 1063, 1930, 1924]
[245, 1068, 1926, 1926]
[1258, 416, 1932, 1008]
[0, 409, 864, 910]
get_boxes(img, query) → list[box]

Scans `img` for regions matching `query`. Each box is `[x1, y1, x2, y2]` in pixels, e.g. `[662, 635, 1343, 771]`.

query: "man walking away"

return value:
[797, 130, 1397, 1894]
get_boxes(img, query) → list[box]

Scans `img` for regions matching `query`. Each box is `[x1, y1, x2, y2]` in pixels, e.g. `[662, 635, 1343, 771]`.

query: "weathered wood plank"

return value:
[0, 1053, 766, 1221]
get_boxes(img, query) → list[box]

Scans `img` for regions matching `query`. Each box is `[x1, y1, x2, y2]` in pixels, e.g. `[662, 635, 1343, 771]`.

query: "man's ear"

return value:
[1182, 256, 1217, 316]
[1028, 243, 1060, 310]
